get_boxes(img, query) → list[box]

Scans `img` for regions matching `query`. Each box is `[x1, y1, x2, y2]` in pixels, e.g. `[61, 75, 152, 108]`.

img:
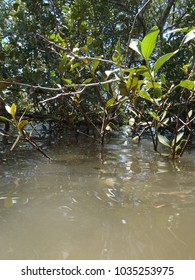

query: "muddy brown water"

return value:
[0, 132, 195, 259]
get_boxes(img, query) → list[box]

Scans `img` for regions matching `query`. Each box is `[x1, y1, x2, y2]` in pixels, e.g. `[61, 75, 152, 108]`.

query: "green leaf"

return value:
[174, 132, 184, 145]
[160, 74, 166, 85]
[188, 110, 193, 118]
[139, 90, 152, 101]
[149, 111, 160, 121]
[133, 65, 151, 79]
[63, 78, 72, 85]
[129, 39, 142, 56]
[58, 55, 67, 74]
[83, 78, 92, 84]
[119, 82, 128, 96]
[141, 26, 159, 62]
[91, 59, 100, 72]
[87, 36, 93, 45]
[10, 103, 17, 118]
[153, 51, 177, 73]
[126, 73, 138, 91]
[154, 87, 162, 98]
[70, 62, 80, 71]
[17, 120, 29, 131]
[80, 45, 88, 53]
[178, 80, 195, 90]
[106, 97, 115, 109]
[158, 134, 171, 147]
[0, 116, 12, 123]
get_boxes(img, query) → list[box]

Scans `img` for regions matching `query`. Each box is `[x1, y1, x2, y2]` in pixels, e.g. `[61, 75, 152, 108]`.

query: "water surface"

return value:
[0, 132, 195, 259]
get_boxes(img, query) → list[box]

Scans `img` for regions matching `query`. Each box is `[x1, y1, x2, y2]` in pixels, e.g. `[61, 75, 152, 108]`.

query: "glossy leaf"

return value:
[106, 97, 115, 109]
[172, 132, 184, 146]
[188, 110, 193, 118]
[153, 51, 177, 73]
[91, 59, 100, 72]
[139, 90, 152, 101]
[141, 26, 159, 62]
[126, 74, 138, 91]
[158, 134, 171, 147]
[133, 65, 151, 79]
[129, 39, 142, 56]
[180, 29, 195, 47]
[178, 80, 194, 90]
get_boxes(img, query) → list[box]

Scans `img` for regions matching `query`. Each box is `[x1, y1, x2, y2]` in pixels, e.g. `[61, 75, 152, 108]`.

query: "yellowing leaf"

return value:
[10, 103, 17, 118]
[87, 36, 93, 45]
[17, 120, 29, 131]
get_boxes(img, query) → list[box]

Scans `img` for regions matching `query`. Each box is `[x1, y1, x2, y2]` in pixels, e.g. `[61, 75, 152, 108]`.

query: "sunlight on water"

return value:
[0, 134, 195, 259]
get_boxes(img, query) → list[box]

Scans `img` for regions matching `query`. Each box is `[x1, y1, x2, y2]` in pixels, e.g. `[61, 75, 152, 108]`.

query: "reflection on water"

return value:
[0, 133, 195, 259]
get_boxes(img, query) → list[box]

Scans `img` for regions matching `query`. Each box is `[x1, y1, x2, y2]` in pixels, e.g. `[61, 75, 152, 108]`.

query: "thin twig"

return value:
[0, 78, 119, 92]
[37, 33, 116, 64]
[124, 0, 152, 67]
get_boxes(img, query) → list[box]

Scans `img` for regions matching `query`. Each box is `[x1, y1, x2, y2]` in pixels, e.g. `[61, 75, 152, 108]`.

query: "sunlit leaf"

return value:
[141, 26, 159, 62]
[63, 78, 72, 84]
[129, 118, 135, 126]
[133, 65, 150, 79]
[188, 109, 193, 118]
[139, 90, 152, 101]
[132, 136, 140, 143]
[153, 51, 177, 73]
[126, 73, 138, 91]
[149, 111, 160, 121]
[5, 105, 11, 115]
[80, 45, 88, 53]
[158, 134, 171, 147]
[70, 62, 80, 71]
[180, 29, 195, 47]
[174, 132, 184, 145]
[178, 80, 194, 90]
[91, 59, 100, 72]
[83, 78, 92, 84]
[129, 39, 142, 56]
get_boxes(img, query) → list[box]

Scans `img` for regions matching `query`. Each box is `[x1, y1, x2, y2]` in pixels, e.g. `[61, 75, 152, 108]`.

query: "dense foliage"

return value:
[0, 0, 194, 159]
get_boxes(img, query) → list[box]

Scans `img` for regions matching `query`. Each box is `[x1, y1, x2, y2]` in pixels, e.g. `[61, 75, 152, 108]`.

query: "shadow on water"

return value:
[0, 131, 195, 259]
